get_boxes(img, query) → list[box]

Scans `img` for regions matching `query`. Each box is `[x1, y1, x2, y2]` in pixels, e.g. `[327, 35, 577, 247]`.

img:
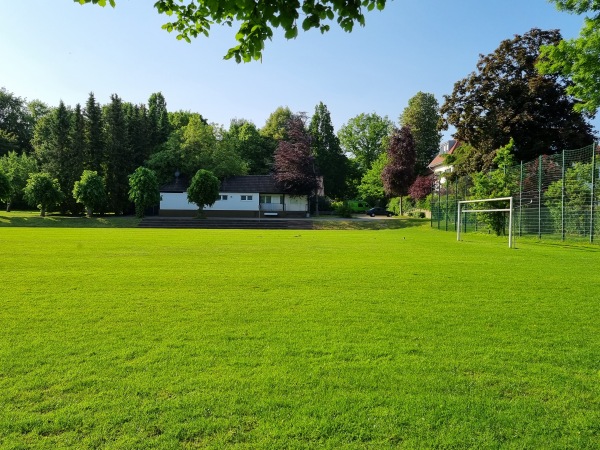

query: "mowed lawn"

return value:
[0, 225, 598, 449]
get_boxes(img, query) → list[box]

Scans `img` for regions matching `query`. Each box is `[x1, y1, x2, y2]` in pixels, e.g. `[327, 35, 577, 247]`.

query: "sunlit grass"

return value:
[0, 226, 598, 448]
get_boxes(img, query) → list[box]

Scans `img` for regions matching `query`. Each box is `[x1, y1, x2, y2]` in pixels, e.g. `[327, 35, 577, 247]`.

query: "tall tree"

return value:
[399, 92, 441, 174]
[538, 1, 600, 114]
[338, 113, 394, 173]
[84, 92, 104, 174]
[382, 126, 417, 200]
[273, 114, 318, 196]
[0, 87, 32, 154]
[76, 0, 389, 62]
[124, 102, 151, 169]
[148, 92, 171, 150]
[308, 102, 348, 199]
[103, 94, 131, 214]
[33, 101, 78, 213]
[261, 106, 293, 142]
[440, 28, 594, 169]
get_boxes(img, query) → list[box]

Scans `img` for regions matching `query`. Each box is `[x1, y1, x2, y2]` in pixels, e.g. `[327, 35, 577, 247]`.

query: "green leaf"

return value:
[284, 27, 298, 39]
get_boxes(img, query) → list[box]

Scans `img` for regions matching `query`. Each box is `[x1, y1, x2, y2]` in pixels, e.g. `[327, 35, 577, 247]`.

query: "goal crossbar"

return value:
[457, 197, 514, 248]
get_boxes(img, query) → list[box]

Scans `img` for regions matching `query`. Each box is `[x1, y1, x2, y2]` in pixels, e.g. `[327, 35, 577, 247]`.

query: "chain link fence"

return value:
[431, 143, 599, 244]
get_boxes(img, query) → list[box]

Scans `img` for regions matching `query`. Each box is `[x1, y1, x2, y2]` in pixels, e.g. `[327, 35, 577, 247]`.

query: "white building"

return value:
[159, 175, 309, 217]
[428, 140, 458, 175]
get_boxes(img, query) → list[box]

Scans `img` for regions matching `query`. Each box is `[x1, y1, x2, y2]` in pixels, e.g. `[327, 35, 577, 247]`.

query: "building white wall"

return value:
[206, 193, 258, 211]
[160, 192, 308, 213]
[161, 192, 260, 211]
[160, 193, 196, 211]
[285, 195, 307, 212]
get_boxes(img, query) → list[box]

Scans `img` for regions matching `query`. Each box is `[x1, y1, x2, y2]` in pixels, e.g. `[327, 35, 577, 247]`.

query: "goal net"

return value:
[457, 197, 514, 248]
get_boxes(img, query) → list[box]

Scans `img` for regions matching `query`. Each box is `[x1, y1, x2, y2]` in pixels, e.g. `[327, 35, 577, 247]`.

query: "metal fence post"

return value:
[437, 181, 441, 230]
[445, 181, 449, 231]
[454, 179, 458, 231]
[561, 150, 566, 241]
[538, 155, 542, 239]
[591, 142, 596, 244]
[519, 161, 523, 237]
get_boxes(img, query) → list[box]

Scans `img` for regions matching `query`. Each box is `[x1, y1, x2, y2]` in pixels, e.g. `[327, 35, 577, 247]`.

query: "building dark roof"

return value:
[160, 174, 283, 194]
[220, 175, 281, 193]
[160, 176, 190, 193]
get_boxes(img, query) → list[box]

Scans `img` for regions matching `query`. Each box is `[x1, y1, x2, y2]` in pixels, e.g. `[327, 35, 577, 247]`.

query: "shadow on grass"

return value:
[313, 217, 429, 230]
[0, 211, 140, 228]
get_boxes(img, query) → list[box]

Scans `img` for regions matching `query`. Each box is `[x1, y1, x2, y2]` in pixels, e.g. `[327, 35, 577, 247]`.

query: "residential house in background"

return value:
[428, 139, 458, 176]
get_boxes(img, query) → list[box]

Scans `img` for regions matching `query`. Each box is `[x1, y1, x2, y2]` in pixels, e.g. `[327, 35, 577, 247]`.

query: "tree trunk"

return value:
[6, 201, 11, 212]
[86, 207, 93, 218]
[40, 206, 46, 217]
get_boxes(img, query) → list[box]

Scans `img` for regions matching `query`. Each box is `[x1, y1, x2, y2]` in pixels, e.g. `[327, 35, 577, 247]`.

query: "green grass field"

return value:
[0, 223, 599, 448]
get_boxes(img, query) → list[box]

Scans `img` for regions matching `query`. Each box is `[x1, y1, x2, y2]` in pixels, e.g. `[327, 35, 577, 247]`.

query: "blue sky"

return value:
[0, 0, 596, 140]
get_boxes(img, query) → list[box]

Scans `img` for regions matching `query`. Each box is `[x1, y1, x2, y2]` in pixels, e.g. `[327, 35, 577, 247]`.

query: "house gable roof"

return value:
[428, 140, 459, 169]
[160, 174, 283, 194]
[220, 175, 281, 193]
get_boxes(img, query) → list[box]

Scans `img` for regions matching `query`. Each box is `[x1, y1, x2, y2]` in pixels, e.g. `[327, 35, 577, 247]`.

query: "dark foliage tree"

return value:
[382, 126, 417, 199]
[399, 92, 441, 174]
[408, 174, 434, 200]
[440, 28, 594, 169]
[103, 94, 132, 214]
[309, 102, 348, 199]
[84, 92, 104, 174]
[273, 115, 318, 196]
[76, 0, 389, 62]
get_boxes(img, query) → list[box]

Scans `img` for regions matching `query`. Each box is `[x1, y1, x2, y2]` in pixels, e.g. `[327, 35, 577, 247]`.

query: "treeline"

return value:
[0, 28, 597, 217]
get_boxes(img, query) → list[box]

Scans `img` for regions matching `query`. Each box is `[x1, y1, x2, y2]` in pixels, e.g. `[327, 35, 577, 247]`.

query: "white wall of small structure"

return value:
[160, 192, 308, 213]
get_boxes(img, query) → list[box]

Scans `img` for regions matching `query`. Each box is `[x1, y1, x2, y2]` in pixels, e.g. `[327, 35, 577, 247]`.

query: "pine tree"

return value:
[148, 92, 171, 150]
[33, 100, 76, 213]
[84, 92, 104, 174]
[103, 94, 131, 214]
[309, 102, 348, 199]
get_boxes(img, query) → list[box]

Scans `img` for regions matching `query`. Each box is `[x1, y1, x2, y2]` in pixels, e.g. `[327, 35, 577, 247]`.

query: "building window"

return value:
[259, 195, 272, 204]
[241, 195, 253, 201]
[218, 194, 227, 201]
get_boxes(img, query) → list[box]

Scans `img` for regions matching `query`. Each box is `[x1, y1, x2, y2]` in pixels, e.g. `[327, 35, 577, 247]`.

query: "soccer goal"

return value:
[457, 197, 514, 248]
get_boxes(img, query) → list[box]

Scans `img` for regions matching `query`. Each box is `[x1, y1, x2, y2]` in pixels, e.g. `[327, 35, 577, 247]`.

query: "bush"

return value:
[333, 201, 354, 218]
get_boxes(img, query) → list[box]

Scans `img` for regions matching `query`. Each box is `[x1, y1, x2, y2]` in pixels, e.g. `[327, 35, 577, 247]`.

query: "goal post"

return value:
[457, 197, 514, 248]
